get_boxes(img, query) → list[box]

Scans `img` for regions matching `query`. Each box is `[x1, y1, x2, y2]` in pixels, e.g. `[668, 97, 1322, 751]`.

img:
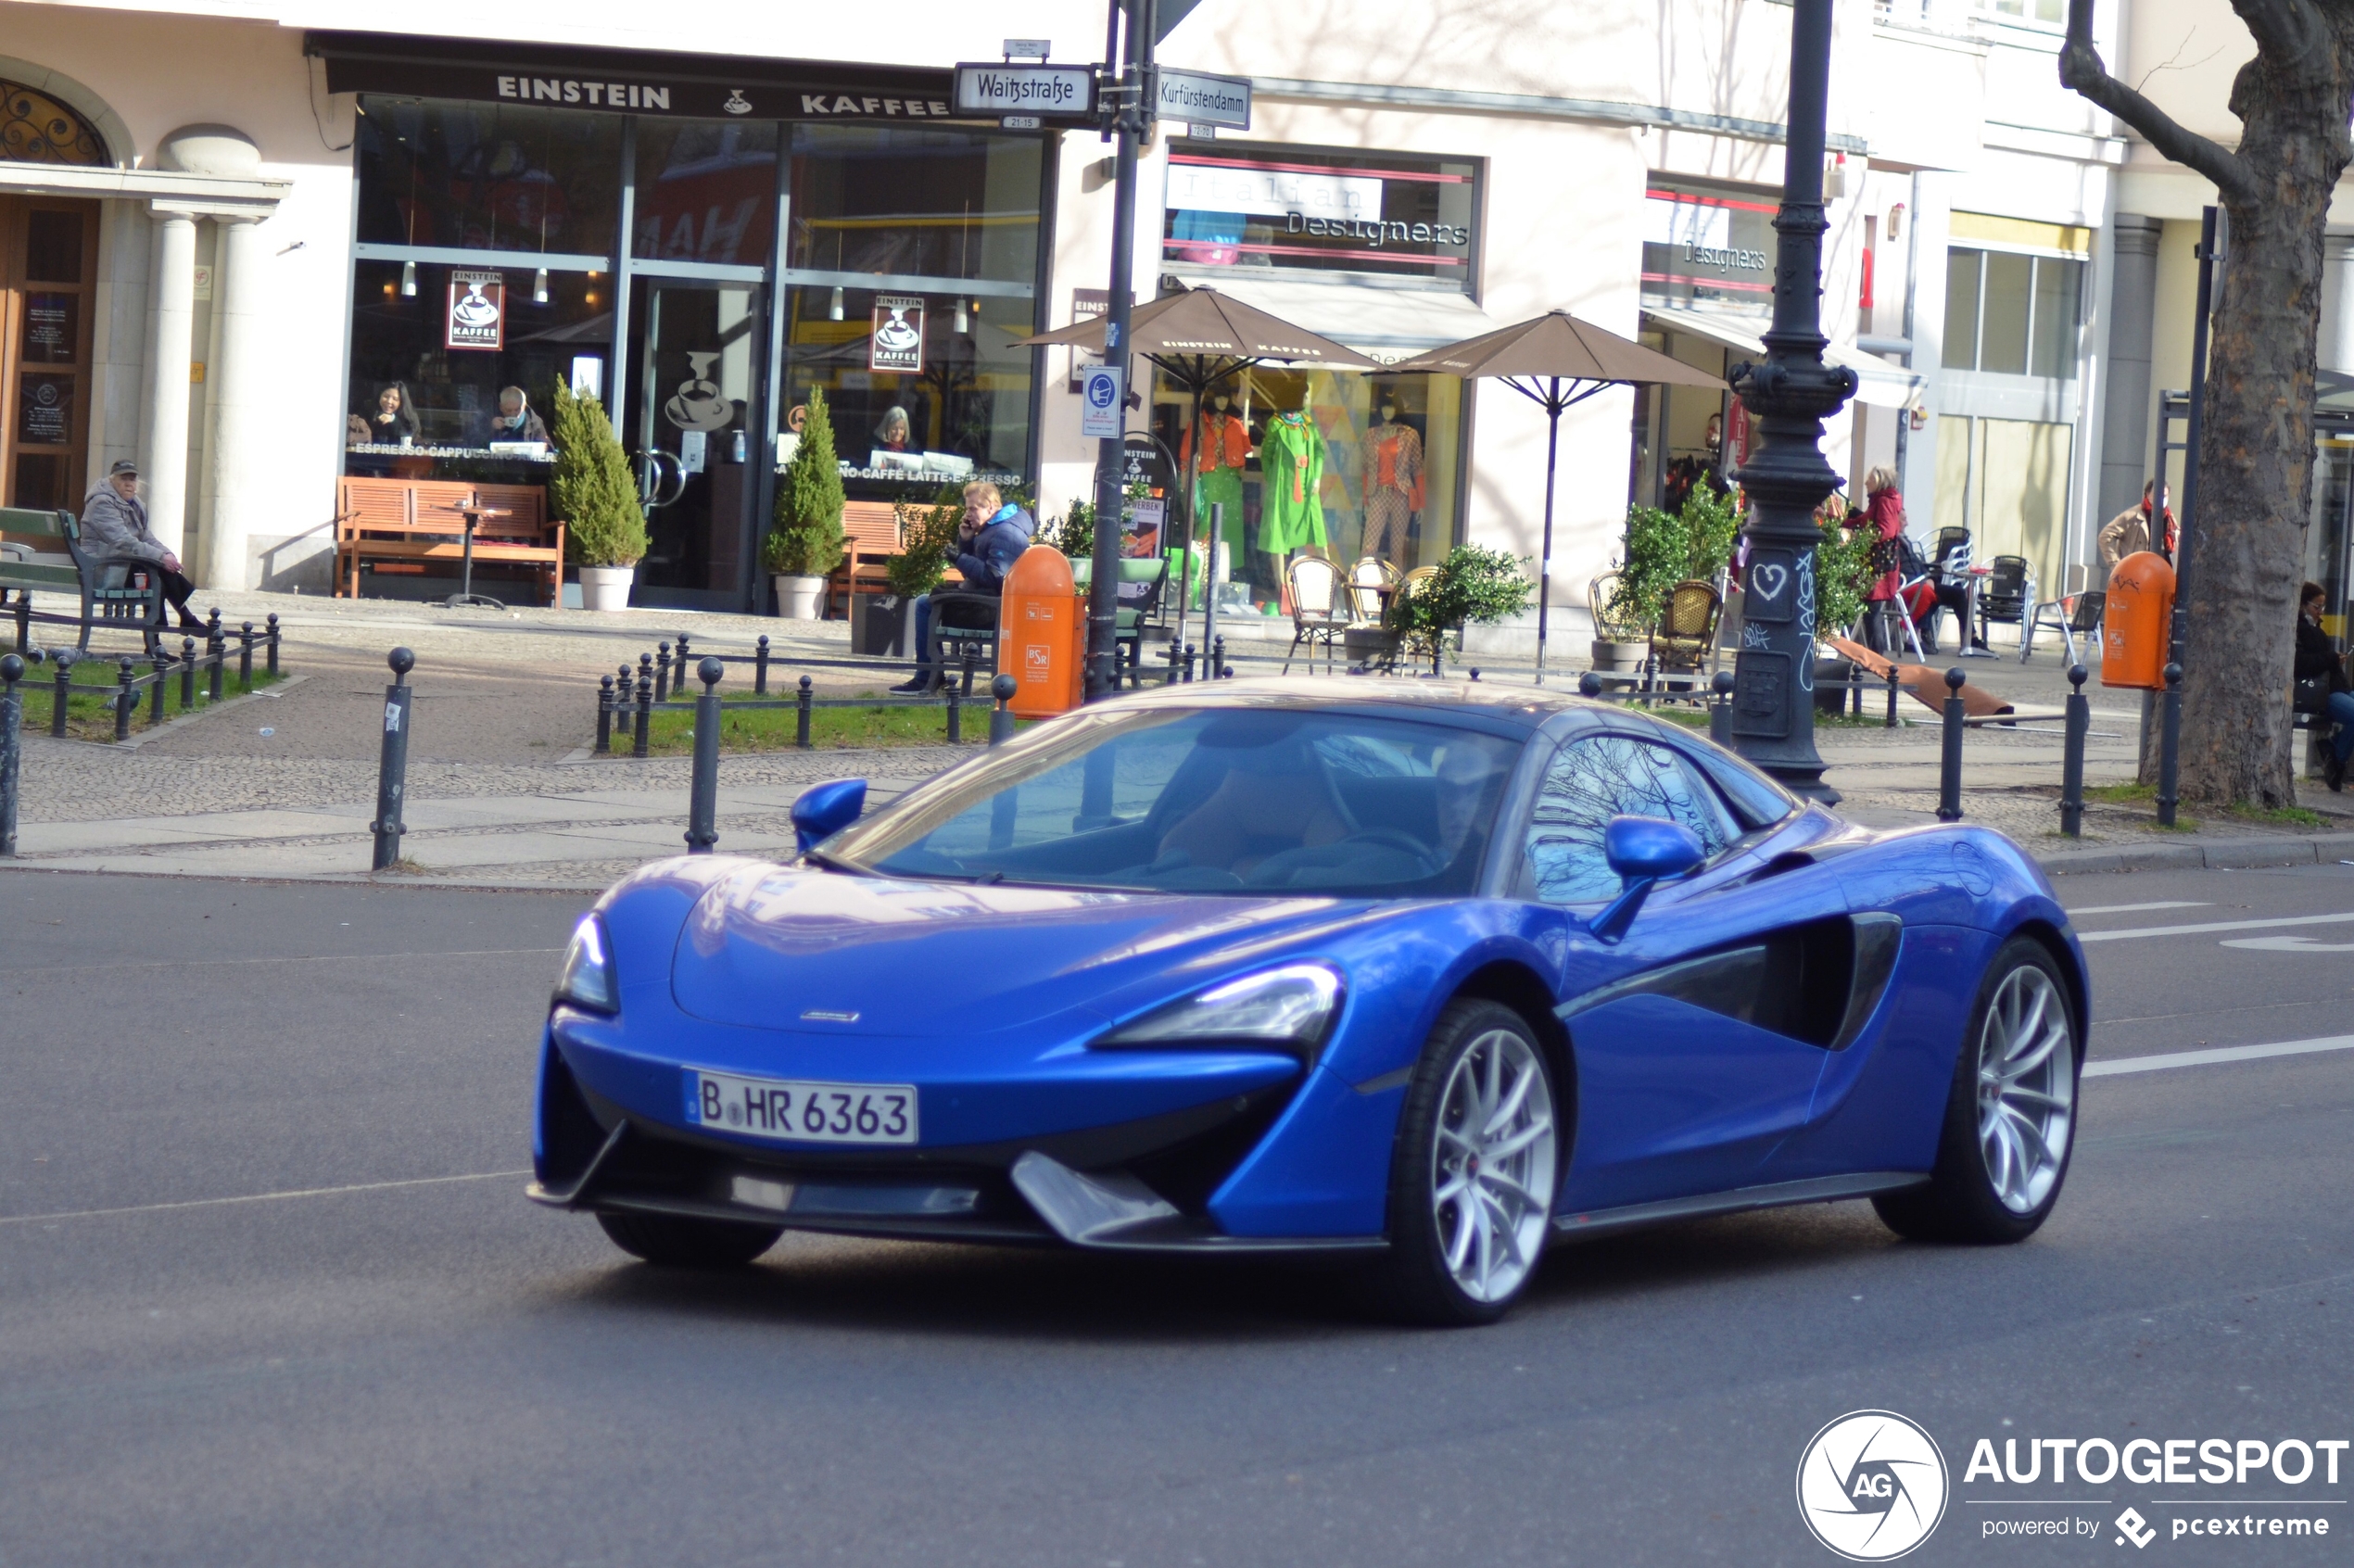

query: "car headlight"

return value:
[1095, 963, 1344, 1056]
[553, 914, 617, 1014]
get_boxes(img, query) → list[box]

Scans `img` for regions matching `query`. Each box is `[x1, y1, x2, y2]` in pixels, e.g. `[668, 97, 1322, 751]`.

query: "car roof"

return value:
[1097, 675, 1606, 731]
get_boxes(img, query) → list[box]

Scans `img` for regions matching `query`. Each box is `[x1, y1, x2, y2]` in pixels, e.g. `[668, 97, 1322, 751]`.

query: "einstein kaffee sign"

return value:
[309, 32, 956, 121]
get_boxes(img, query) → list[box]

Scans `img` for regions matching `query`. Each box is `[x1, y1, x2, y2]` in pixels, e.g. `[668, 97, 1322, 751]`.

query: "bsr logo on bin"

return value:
[1025, 645, 1051, 677]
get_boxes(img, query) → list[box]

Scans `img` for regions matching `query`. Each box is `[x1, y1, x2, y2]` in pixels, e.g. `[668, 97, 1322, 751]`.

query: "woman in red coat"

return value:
[1854, 466, 1907, 651]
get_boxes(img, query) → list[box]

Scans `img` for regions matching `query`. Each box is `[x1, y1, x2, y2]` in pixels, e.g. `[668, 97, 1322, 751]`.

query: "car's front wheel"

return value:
[1373, 999, 1563, 1326]
[597, 1210, 783, 1268]
[1875, 935, 2079, 1244]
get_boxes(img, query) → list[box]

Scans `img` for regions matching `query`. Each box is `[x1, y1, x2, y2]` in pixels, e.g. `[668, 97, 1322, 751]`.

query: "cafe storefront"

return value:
[315, 33, 1054, 611]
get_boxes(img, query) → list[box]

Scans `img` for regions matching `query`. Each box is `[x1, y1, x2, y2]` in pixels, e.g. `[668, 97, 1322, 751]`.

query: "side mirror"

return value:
[791, 778, 867, 853]
[1588, 816, 1705, 943]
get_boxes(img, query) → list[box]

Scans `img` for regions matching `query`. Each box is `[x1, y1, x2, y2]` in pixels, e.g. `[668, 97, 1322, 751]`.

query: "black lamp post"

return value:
[1726, 0, 1855, 802]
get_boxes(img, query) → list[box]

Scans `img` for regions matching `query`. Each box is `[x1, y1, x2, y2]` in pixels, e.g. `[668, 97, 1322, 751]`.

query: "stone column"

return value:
[201, 215, 267, 590]
[140, 209, 199, 559]
[2321, 235, 2354, 375]
[2096, 214, 2162, 529]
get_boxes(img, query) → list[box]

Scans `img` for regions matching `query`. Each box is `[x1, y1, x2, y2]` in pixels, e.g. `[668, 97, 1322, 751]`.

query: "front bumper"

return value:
[531, 1025, 1391, 1252]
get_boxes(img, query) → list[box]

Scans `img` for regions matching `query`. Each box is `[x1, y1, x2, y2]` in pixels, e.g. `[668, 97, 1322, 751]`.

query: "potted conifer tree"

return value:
[765, 386, 846, 619]
[549, 382, 647, 612]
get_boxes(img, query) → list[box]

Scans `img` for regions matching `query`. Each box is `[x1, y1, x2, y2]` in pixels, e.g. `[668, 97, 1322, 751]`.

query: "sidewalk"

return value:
[6, 586, 2346, 891]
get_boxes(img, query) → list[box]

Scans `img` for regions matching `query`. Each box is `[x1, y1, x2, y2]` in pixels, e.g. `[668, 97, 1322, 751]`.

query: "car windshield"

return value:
[825, 706, 1525, 897]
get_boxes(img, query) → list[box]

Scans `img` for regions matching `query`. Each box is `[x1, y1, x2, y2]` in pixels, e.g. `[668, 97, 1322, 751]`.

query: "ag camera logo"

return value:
[1797, 1410, 1950, 1561]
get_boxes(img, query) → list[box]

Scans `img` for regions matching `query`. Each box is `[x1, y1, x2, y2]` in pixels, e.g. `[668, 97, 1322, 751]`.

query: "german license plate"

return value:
[684, 1069, 917, 1145]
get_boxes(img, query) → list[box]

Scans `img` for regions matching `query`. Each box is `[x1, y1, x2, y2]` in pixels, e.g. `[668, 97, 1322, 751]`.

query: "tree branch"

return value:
[2061, 0, 2258, 203]
[2228, 0, 2331, 79]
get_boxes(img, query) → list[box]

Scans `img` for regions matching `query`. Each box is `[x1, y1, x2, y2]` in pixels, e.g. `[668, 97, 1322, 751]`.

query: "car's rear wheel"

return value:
[1874, 936, 2078, 1244]
[1373, 999, 1562, 1326]
[596, 1209, 783, 1268]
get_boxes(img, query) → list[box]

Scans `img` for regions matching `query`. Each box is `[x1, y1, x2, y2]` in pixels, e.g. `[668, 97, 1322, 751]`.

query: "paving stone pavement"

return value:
[10, 588, 2350, 889]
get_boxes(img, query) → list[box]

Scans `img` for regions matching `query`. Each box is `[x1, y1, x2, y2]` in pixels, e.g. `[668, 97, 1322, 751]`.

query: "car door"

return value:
[1523, 729, 1845, 1212]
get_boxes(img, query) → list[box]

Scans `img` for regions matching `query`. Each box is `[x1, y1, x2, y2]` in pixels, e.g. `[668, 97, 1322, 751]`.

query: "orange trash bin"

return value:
[1000, 545, 1084, 717]
[2101, 550, 2175, 689]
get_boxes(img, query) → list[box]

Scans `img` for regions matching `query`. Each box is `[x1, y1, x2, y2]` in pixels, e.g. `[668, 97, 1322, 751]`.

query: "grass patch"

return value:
[2085, 780, 2322, 829]
[11, 659, 282, 741]
[2230, 802, 2324, 828]
[636, 689, 1032, 755]
[2084, 781, 2156, 804]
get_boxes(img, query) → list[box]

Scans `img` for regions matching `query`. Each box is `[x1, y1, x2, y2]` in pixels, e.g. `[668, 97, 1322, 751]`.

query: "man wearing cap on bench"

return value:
[81, 460, 207, 636]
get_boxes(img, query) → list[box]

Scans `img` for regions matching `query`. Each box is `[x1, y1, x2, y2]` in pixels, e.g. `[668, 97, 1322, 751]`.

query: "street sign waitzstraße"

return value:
[1153, 68, 1250, 131]
[953, 63, 1096, 120]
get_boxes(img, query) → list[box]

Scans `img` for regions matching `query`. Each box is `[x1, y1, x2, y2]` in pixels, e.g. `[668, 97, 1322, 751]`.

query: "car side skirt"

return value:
[1550, 1171, 1930, 1241]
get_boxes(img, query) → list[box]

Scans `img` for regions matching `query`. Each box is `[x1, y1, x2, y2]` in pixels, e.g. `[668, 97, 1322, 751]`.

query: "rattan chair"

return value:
[1282, 554, 1347, 675]
[1649, 578, 1723, 676]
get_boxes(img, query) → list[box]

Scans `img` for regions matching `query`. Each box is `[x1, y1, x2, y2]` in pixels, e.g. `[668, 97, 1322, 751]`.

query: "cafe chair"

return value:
[1976, 555, 2033, 652]
[1648, 577, 1723, 680]
[1282, 554, 1347, 675]
[2022, 564, 2104, 664]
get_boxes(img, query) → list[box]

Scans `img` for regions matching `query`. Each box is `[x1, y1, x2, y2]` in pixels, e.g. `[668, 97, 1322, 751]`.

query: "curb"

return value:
[2033, 829, 2354, 875]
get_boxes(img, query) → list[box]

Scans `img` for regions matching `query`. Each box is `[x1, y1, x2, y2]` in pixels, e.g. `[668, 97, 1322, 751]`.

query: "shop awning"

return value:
[1164, 274, 1502, 364]
[1640, 306, 1922, 411]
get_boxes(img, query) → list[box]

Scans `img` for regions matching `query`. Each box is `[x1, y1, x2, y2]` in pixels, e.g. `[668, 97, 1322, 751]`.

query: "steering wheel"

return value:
[1341, 827, 1441, 867]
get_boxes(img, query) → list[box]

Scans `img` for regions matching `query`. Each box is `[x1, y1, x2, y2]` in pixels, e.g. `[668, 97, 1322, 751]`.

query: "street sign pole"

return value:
[1084, 0, 1154, 701]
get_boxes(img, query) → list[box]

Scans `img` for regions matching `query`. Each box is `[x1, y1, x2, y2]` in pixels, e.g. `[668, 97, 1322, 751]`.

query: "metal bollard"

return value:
[686, 657, 724, 854]
[1885, 664, 1901, 728]
[265, 613, 280, 676]
[1937, 667, 1966, 822]
[990, 673, 1018, 745]
[0, 651, 24, 857]
[2155, 661, 2183, 828]
[595, 675, 614, 754]
[372, 647, 415, 870]
[147, 650, 168, 727]
[239, 622, 254, 687]
[795, 675, 813, 749]
[945, 672, 963, 743]
[1165, 640, 1183, 686]
[1578, 671, 1603, 698]
[208, 620, 225, 702]
[754, 634, 771, 695]
[959, 648, 979, 699]
[181, 637, 196, 713]
[675, 632, 691, 678]
[12, 589, 27, 652]
[207, 607, 222, 651]
[113, 656, 133, 743]
[1709, 669, 1735, 747]
[1183, 643, 1197, 683]
[654, 641, 672, 703]
[1211, 636, 1227, 679]
[2059, 663, 2090, 838]
[632, 667, 652, 759]
[50, 650, 72, 738]
[1468, 667, 1481, 682]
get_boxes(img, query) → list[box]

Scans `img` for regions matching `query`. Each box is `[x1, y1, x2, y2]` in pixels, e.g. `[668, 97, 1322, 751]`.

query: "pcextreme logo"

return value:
[1797, 1410, 1952, 1561]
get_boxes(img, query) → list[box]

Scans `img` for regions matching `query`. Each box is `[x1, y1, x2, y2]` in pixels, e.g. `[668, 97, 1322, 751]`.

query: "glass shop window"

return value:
[1941, 247, 2082, 378]
[1161, 143, 1477, 291]
[356, 99, 621, 256]
[787, 125, 1042, 285]
[632, 120, 779, 267]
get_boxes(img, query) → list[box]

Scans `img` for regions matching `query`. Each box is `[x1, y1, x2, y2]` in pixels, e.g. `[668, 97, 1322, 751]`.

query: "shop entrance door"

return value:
[623, 278, 765, 610]
[0, 197, 99, 512]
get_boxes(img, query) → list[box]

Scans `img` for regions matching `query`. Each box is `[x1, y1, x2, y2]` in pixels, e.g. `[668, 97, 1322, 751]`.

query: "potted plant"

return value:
[550, 382, 647, 612]
[764, 386, 846, 618]
[1604, 484, 1740, 669]
[854, 488, 962, 655]
[1389, 544, 1534, 672]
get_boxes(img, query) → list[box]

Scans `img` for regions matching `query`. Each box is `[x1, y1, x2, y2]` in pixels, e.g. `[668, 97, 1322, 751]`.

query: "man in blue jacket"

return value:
[892, 481, 1034, 693]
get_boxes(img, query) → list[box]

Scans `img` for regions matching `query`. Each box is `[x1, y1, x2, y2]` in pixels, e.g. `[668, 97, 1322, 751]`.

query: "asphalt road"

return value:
[1, 862, 2348, 1567]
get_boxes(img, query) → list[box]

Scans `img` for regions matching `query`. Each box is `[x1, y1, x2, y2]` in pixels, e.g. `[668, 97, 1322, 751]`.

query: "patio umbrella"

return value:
[1019, 287, 1378, 648]
[1390, 311, 1727, 683]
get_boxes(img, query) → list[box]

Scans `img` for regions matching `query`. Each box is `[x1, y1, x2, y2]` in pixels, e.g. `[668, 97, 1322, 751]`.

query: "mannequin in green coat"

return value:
[1258, 407, 1326, 555]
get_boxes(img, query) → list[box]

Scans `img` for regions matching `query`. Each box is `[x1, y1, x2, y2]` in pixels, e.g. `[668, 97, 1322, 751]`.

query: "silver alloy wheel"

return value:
[1430, 1028, 1558, 1304]
[1974, 964, 2076, 1214]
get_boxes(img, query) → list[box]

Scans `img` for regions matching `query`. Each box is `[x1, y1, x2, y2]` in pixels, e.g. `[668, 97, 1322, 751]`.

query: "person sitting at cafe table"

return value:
[348, 382, 421, 446]
[874, 405, 912, 452]
[80, 460, 207, 635]
[891, 480, 1035, 695]
[485, 386, 550, 446]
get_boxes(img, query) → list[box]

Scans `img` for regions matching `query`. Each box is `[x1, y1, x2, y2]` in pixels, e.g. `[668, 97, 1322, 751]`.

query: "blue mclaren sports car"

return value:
[532, 678, 2087, 1324]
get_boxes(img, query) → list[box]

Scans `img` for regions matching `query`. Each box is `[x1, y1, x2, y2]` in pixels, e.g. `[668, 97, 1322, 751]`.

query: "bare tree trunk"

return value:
[2062, 0, 2354, 808]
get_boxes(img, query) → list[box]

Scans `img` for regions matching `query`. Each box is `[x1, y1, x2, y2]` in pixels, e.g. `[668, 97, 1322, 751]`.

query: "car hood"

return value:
[670, 862, 1377, 1035]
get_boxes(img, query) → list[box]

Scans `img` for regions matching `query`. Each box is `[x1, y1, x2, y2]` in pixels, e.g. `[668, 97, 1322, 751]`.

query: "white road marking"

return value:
[2076, 910, 2354, 943]
[0, 1170, 532, 1227]
[2085, 1034, 2354, 1078]
[2221, 935, 2354, 953]
[2065, 901, 2210, 917]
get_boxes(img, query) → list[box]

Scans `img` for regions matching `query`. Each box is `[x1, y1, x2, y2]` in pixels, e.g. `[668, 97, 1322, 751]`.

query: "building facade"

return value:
[12, 0, 2136, 632]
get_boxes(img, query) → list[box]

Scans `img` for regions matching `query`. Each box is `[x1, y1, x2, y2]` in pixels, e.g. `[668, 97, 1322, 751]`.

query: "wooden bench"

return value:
[335, 479, 564, 607]
[1, 505, 168, 655]
[823, 500, 907, 618]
